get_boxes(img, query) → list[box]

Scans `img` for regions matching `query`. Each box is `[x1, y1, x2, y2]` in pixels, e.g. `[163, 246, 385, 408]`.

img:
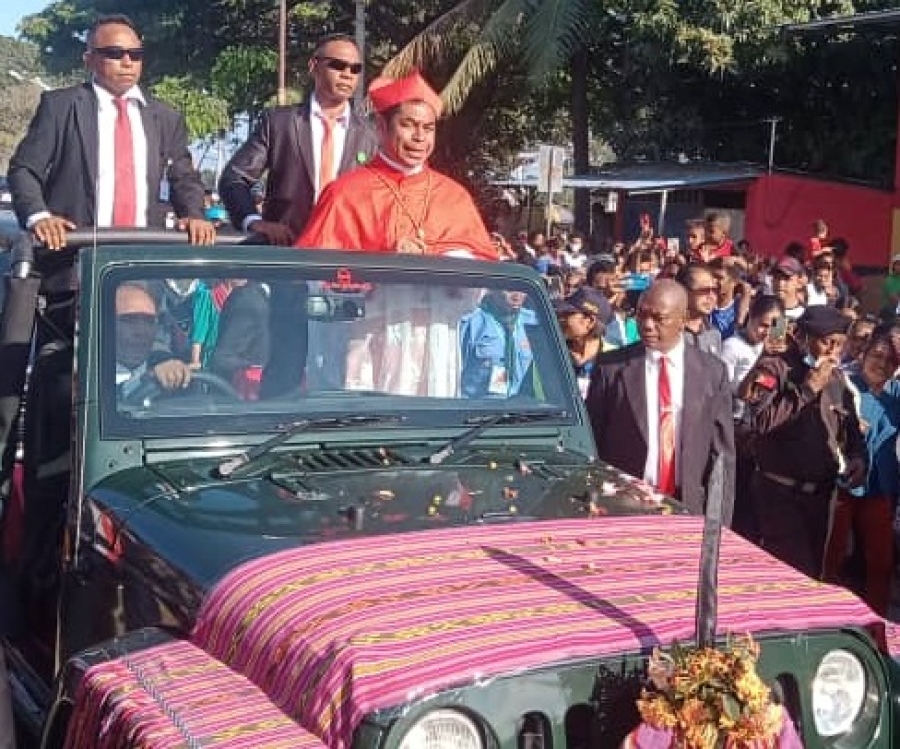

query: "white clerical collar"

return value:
[376, 152, 425, 176]
[92, 79, 146, 106]
[310, 95, 350, 124]
[646, 337, 685, 364]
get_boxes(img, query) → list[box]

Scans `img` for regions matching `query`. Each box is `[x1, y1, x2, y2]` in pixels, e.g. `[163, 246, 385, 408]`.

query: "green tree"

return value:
[211, 46, 278, 126]
[151, 76, 230, 141]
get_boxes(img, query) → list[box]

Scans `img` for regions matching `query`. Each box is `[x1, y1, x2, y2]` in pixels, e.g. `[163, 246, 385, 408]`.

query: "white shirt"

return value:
[27, 82, 149, 229]
[720, 333, 763, 418]
[93, 82, 149, 227]
[806, 283, 828, 307]
[116, 362, 148, 398]
[643, 338, 685, 490]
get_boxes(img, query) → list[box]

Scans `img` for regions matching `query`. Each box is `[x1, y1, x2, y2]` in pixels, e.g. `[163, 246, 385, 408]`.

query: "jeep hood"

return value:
[90, 453, 681, 588]
[190, 515, 881, 748]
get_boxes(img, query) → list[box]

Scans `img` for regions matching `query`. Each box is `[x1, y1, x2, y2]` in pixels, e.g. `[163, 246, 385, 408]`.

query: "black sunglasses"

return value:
[316, 56, 362, 75]
[91, 46, 145, 61]
[117, 312, 158, 327]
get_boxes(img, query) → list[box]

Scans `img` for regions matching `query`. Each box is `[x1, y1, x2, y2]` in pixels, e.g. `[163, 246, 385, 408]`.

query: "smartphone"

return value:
[768, 316, 787, 343]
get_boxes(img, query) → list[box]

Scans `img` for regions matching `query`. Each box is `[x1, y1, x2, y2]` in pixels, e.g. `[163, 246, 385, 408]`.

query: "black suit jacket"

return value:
[586, 342, 735, 524]
[9, 82, 206, 231]
[210, 283, 270, 381]
[218, 102, 377, 237]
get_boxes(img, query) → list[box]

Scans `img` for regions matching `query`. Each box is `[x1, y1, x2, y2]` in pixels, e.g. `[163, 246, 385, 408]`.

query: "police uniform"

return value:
[746, 306, 865, 578]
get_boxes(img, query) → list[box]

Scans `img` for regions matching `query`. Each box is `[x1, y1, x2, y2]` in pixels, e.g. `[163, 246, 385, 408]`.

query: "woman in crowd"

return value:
[555, 287, 614, 398]
[720, 294, 786, 541]
[822, 331, 900, 616]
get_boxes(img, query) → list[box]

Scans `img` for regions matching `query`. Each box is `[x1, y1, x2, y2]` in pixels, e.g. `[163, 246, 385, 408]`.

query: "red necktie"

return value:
[318, 113, 336, 196]
[657, 354, 676, 495]
[112, 97, 137, 226]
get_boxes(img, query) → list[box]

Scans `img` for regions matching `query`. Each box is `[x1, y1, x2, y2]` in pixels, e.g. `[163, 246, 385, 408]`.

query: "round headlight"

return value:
[397, 709, 483, 749]
[812, 649, 867, 737]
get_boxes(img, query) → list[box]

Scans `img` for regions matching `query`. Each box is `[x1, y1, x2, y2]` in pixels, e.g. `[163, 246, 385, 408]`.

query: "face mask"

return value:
[570, 242, 582, 252]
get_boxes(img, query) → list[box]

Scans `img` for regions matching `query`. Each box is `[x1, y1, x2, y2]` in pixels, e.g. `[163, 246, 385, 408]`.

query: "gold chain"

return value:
[366, 164, 433, 241]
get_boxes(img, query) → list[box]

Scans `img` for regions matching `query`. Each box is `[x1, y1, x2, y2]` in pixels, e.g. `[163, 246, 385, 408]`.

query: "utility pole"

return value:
[765, 117, 781, 174]
[277, 0, 287, 105]
[354, 0, 366, 108]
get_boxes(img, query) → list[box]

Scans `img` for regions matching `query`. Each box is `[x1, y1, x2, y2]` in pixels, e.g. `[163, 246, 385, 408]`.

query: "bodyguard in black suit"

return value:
[8, 14, 212, 254]
[219, 34, 377, 245]
[586, 279, 735, 523]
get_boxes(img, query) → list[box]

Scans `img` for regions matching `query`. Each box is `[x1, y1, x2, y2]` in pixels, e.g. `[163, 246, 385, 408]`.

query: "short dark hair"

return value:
[87, 14, 141, 47]
[748, 294, 784, 322]
[675, 263, 711, 289]
[313, 33, 357, 56]
[783, 241, 805, 260]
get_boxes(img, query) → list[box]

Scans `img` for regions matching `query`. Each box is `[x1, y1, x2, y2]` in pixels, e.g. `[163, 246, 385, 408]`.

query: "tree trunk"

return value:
[571, 47, 591, 236]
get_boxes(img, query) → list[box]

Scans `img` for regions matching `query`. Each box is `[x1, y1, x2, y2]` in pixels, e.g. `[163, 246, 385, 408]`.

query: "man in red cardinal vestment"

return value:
[295, 71, 497, 261]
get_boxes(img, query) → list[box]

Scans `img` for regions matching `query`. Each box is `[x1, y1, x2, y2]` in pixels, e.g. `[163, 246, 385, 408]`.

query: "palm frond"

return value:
[383, 0, 499, 78]
[522, 0, 594, 82]
[440, 40, 504, 112]
[439, 0, 531, 110]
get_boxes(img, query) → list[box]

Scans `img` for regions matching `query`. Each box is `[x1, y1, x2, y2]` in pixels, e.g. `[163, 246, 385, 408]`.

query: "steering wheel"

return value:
[122, 369, 242, 407]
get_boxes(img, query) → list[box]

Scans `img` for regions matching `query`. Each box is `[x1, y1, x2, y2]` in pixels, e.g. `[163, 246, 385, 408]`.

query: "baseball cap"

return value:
[797, 305, 851, 338]
[554, 287, 613, 324]
[773, 256, 804, 277]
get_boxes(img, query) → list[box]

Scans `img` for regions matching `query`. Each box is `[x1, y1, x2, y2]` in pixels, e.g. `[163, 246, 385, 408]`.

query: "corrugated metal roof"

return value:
[783, 8, 900, 34]
[494, 161, 761, 193]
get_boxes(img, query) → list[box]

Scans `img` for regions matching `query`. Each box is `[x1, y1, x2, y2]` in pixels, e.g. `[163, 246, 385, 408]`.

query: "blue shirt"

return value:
[460, 301, 537, 398]
[850, 374, 900, 499]
[710, 300, 737, 339]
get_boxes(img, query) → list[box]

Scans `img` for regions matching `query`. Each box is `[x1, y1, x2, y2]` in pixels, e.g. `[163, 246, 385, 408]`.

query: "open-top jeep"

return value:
[0, 232, 899, 748]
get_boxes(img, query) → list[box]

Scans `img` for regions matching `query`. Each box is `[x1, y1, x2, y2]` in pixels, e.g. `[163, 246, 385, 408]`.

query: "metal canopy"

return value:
[782, 8, 900, 34]
[494, 161, 761, 194]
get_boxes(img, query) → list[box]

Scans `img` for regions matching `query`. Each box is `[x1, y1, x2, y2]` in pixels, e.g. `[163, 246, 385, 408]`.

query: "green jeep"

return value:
[0, 232, 898, 749]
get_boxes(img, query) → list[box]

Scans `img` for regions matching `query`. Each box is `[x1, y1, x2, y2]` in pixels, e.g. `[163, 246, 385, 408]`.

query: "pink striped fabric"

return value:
[192, 516, 883, 748]
[64, 639, 325, 748]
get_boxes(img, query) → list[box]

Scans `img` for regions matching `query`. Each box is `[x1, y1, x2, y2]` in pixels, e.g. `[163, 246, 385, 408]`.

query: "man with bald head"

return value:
[116, 283, 193, 395]
[586, 279, 735, 522]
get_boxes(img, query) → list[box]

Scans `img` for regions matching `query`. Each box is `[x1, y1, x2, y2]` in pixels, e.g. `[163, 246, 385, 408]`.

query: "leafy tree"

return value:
[0, 36, 70, 171]
[151, 76, 230, 141]
[210, 45, 278, 125]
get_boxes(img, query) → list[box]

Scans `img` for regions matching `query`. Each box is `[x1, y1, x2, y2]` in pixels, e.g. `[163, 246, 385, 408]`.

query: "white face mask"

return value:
[570, 242, 582, 252]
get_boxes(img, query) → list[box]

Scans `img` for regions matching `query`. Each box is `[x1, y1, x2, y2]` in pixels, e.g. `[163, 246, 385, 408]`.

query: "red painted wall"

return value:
[744, 173, 895, 267]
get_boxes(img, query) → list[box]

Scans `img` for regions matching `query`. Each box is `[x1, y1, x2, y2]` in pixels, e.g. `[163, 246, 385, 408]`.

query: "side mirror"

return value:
[306, 294, 366, 321]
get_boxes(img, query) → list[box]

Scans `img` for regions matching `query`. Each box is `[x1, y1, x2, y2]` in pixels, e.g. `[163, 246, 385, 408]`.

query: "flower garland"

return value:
[631, 634, 798, 749]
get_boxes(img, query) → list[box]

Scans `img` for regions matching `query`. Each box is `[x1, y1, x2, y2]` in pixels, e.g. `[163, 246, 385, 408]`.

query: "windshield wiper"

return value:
[427, 409, 569, 465]
[216, 414, 406, 478]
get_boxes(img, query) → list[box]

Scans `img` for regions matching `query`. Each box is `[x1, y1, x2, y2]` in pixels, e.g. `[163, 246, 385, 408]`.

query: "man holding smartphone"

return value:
[745, 305, 866, 579]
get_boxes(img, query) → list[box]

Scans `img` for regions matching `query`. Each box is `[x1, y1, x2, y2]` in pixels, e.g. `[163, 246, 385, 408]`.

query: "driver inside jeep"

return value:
[115, 283, 194, 397]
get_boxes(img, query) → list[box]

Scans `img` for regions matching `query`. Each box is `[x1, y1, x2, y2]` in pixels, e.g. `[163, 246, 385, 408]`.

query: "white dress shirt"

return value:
[93, 82, 149, 227]
[26, 81, 149, 229]
[643, 338, 685, 489]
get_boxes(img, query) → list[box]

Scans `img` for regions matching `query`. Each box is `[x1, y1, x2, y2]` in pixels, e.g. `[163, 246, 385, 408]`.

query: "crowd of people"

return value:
[502, 213, 898, 619]
[6, 11, 900, 624]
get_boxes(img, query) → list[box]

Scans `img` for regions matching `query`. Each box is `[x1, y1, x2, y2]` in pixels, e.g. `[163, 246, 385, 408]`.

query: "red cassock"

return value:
[296, 156, 497, 262]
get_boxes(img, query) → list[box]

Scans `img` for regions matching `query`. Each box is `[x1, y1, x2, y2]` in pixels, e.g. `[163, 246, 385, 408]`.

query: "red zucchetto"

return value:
[368, 71, 443, 117]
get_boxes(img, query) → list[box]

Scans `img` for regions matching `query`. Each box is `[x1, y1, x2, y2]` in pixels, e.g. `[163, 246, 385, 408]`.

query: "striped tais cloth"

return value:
[192, 516, 883, 748]
[64, 639, 325, 749]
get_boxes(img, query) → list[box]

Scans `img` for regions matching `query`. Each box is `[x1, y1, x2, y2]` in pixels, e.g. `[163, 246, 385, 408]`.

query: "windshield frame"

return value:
[96, 255, 582, 441]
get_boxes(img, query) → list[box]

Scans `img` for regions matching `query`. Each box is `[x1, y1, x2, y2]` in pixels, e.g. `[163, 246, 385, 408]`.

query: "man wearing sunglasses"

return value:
[8, 14, 213, 258]
[219, 33, 377, 246]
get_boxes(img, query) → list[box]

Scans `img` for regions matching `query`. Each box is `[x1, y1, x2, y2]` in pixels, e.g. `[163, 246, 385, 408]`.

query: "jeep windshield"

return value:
[100, 254, 579, 439]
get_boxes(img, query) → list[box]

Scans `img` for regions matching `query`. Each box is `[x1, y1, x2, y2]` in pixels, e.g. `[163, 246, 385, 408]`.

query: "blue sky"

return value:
[0, 0, 49, 38]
